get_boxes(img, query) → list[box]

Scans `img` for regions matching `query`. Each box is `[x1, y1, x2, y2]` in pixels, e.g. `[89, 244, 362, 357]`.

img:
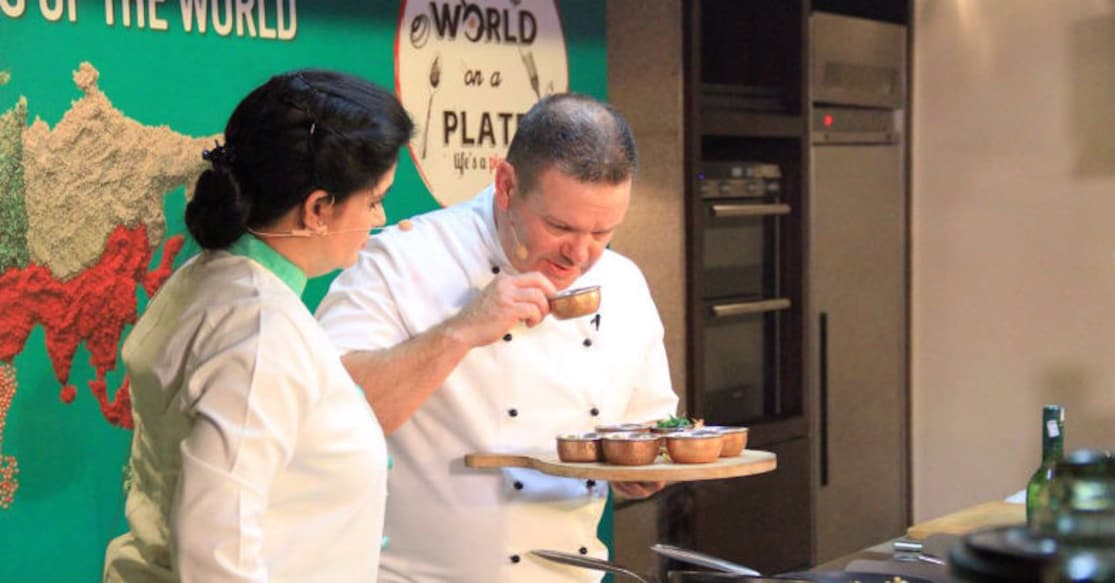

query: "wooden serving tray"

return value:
[463, 449, 777, 482]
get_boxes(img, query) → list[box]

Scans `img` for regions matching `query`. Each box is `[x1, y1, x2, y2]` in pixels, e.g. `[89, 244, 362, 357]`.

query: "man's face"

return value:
[498, 164, 631, 291]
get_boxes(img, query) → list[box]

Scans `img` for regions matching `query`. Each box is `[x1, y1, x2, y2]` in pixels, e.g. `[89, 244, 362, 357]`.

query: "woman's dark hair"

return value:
[186, 69, 414, 249]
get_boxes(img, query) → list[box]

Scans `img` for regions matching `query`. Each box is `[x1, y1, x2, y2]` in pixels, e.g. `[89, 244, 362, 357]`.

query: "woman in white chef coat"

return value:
[103, 70, 413, 582]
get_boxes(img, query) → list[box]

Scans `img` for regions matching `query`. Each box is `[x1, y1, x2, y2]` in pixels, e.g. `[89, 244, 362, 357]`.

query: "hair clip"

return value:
[202, 140, 235, 166]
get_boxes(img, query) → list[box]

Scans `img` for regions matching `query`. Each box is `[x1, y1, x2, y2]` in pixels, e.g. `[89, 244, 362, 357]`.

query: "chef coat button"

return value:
[513, 481, 524, 490]
[503, 333, 513, 342]
[579, 546, 589, 555]
[586, 479, 596, 488]
[590, 407, 600, 416]
[491, 265, 501, 274]
[510, 554, 521, 564]
[508, 408, 518, 417]
[583, 338, 593, 347]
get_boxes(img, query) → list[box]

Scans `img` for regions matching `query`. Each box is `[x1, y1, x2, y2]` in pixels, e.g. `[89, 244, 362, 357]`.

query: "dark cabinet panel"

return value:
[662, 438, 813, 575]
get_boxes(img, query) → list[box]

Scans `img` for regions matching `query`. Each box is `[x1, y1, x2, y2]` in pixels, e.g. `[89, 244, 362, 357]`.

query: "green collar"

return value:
[227, 234, 307, 295]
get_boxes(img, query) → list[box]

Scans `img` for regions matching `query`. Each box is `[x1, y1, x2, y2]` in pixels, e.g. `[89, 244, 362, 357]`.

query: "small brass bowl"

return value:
[549, 285, 601, 320]
[595, 422, 651, 434]
[666, 430, 723, 464]
[601, 432, 661, 466]
[705, 426, 749, 457]
[556, 432, 604, 463]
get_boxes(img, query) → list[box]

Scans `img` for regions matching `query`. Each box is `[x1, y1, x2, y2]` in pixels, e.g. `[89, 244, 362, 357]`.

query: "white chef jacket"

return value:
[104, 235, 388, 583]
[316, 186, 678, 583]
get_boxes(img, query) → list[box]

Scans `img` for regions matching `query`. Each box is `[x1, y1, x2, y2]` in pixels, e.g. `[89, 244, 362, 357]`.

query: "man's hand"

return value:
[446, 273, 556, 348]
[612, 481, 670, 500]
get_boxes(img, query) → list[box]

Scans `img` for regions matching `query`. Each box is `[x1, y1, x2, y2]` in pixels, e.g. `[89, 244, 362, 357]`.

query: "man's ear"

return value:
[301, 189, 334, 233]
[494, 160, 516, 211]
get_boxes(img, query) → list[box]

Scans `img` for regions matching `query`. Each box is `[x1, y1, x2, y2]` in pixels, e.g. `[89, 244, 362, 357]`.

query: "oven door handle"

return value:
[709, 298, 792, 318]
[709, 202, 791, 218]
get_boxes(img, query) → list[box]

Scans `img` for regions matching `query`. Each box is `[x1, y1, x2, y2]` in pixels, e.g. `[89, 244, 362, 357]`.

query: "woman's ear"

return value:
[301, 189, 334, 234]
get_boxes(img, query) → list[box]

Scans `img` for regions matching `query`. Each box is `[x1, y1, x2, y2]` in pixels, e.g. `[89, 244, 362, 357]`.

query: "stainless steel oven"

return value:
[694, 162, 793, 425]
[700, 202, 785, 299]
[697, 162, 784, 300]
[700, 299, 788, 424]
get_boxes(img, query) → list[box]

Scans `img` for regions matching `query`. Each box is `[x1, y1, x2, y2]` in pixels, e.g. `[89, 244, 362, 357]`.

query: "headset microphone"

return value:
[249, 220, 414, 239]
[506, 209, 529, 261]
[248, 226, 371, 238]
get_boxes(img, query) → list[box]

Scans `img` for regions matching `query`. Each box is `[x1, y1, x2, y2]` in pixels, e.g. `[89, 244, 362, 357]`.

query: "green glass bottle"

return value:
[1041, 450, 1115, 582]
[1026, 404, 1065, 527]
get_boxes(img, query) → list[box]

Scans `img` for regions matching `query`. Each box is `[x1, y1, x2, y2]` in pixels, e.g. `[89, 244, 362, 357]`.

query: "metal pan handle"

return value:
[650, 544, 760, 576]
[530, 549, 653, 583]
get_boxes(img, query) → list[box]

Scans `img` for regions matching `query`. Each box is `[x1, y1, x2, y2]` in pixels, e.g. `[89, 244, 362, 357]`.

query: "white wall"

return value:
[912, 0, 1115, 521]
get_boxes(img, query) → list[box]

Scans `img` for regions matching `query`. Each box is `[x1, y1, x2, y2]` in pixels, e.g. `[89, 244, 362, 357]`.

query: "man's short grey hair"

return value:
[506, 93, 638, 194]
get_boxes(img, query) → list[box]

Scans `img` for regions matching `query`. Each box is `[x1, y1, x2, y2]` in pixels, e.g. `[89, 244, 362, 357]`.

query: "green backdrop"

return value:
[0, 1, 606, 580]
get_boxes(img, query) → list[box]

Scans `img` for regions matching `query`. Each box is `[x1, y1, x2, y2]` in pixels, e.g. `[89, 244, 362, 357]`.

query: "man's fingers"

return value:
[511, 271, 558, 297]
[514, 286, 551, 316]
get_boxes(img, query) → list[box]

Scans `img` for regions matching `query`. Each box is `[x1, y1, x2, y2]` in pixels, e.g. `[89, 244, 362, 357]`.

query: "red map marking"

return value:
[0, 225, 184, 429]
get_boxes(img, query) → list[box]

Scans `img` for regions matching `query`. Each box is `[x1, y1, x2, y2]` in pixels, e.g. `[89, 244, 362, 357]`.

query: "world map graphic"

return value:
[0, 63, 217, 510]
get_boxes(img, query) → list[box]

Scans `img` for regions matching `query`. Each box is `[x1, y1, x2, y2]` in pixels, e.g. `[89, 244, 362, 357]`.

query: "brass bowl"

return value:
[705, 426, 749, 457]
[549, 285, 601, 320]
[556, 432, 604, 463]
[595, 422, 651, 434]
[601, 432, 661, 466]
[666, 430, 724, 464]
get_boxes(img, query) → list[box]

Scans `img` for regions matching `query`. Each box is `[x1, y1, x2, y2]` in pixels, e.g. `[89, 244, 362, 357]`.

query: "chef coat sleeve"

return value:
[315, 237, 411, 355]
[170, 307, 315, 583]
[621, 291, 679, 424]
[622, 329, 679, 424]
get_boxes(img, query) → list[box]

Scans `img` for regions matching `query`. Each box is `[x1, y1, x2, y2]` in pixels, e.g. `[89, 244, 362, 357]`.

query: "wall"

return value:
[607, 0, 686, 575]
[912, 0, 1115, 521]
[0, 2, 606, 579]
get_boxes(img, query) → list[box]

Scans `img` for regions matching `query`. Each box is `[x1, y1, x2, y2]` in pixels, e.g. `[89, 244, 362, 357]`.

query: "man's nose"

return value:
[562, 234, 593, 265]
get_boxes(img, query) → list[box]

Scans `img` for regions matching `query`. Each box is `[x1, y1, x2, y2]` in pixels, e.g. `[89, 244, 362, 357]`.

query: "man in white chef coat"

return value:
[316, 93, 678, 582]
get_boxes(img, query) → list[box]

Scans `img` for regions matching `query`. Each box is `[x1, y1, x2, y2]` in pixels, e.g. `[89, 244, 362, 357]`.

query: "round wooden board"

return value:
[463, 449, 776, 481]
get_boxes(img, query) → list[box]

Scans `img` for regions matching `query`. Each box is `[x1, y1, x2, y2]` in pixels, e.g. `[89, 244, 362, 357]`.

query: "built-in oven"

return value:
[697, 162, 783, 300]
[692, 162, 796, 426]
[700, 299, 788, 424]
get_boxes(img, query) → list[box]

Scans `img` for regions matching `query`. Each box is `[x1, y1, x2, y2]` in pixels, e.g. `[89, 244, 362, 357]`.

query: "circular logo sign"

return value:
[396, 0, 568, 207]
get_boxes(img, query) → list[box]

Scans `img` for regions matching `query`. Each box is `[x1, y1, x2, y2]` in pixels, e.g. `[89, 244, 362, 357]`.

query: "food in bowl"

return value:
[651, 417, 688, 436]
[665, 430, 723, 464]
[556, 432, 604, 463]
[656, 415, 694, 429]
[650, 425, 688, 436]
[600, 432, 661, 466]
[595, 422, 651, 434]
[704, 426, 749, 457]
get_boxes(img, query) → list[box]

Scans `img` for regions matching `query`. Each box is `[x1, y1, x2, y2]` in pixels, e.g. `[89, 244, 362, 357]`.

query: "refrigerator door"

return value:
[810, 141, 908, 562]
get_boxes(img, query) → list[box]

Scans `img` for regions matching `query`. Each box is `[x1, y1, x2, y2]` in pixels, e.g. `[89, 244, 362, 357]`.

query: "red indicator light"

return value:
[823, 114, 833, 127]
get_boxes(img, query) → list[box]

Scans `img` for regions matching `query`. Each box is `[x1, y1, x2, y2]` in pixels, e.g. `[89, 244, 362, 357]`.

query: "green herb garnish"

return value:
[656, 415, 693, 429]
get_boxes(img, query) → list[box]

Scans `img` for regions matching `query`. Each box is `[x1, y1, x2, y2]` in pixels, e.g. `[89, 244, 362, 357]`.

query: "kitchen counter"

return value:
[808, 500, 1027, 582]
